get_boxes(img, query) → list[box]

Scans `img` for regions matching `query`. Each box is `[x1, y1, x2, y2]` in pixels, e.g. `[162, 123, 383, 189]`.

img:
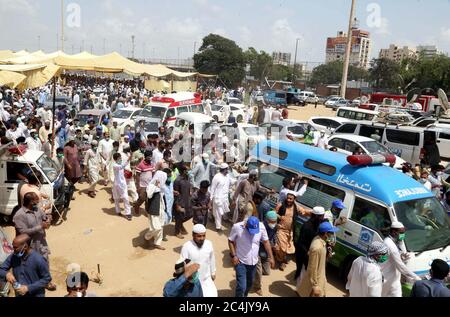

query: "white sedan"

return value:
[111, 107, 142, 132]
[327, 134, 406, 169]
[308, 116, 350, 134]
[211, 104, 246, 123]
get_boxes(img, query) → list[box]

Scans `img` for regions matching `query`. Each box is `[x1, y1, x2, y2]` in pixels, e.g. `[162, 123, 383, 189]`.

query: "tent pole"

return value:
[51, 76, 57, 157]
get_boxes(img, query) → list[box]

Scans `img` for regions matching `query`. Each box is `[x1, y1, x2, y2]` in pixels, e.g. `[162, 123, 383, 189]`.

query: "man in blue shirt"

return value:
[0, 234, 52, 297]
[411, 259, 450, 297]
[163, 259, 203, 297]
[253, 192, 271, 222]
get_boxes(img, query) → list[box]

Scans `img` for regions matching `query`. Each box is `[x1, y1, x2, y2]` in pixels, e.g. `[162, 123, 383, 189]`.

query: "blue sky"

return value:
[1, 0, 449, 65]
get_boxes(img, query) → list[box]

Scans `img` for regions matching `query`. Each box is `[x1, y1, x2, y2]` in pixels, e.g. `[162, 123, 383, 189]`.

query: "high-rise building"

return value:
[272, 52, 292, 66]
[325, 27, 372, 69]
[416, 45, 444, 59]
[379, 44, 417, 63]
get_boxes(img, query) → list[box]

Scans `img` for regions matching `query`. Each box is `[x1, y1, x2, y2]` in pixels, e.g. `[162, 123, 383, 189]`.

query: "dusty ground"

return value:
[2, 104, 346, 297]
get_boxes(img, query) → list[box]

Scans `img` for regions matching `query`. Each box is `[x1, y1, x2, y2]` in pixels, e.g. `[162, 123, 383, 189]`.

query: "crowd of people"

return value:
[0, 79, 448, 298]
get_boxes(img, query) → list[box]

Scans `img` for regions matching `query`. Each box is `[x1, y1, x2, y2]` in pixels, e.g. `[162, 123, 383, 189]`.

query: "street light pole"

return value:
[194, 41, 197, 56]
[340, 0, 357, 99]
[292, 38, 300, 86]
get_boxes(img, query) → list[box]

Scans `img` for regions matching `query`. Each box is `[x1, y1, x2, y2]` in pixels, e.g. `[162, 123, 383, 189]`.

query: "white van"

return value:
[333, 120, 437, 165]
[169, 112, 216, 141]
[0, 145, 65, 222]
[298, 91, 316, 102]
[336, 107, 378, 122]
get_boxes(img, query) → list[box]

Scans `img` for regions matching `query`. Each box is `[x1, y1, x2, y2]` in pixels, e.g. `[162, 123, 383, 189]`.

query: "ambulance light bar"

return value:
[347, 154, 396, 166]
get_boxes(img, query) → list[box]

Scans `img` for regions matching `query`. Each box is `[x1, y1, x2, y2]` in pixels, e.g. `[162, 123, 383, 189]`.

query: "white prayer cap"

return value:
[391, 222, 404, 229]
[91, 140, 98, 146]
[202, 153, 209, 159]
[312, 206, 325, 216]
[233, 139, 239, 144]
[249, 169, 258, 176]
[192, 224, 207, 234]
[83, 134, 89, 140]
[29, 129, 37, 133]
[220, 163, 229, 170]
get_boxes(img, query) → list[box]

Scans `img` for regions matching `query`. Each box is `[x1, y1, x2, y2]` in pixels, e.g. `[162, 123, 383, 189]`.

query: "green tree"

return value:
[369, 58, 402, 92]
[309, 60, 369, 86]
[269, 64, 291, 81]
[401, 55, 450, 92]
[193, 34, 246, 88]
[244, 48, 273, 82]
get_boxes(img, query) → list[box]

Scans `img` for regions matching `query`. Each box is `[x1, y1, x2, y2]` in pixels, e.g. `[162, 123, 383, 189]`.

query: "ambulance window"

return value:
[165, 108, 176, 119]
[297, 179, 345, 210]
[304, 160, 336, 176]
[264, 147, 288, 160]
[259, 164, 295, 192]
[6, 162, 30, 183]
[351, 197, 391, 237]
[439, 132, 450, 140]
[191, 104, 204, 113]
[177, 106, 189, 114]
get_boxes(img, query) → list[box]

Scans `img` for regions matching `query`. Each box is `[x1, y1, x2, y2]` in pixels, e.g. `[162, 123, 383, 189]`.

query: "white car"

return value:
[325, 97, 345, 108]
[220, 123, 267, 157]
[111, 107, 142, 132]
[211, 104, 246, 123]
[308, 117, 350, 134]
[327, 134, 406, 169]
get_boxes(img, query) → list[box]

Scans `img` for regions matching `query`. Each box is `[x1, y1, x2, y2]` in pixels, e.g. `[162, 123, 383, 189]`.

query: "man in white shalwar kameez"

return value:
[145, 169, 171, 250]
[380, 222, 420, 297]
[112, 152, 132, 221]
[84, 140, 101, 198]
[181, 224, 217, 297]
[210, 163, 236, 231]
[98, 132, 115, 185]
[346, 241, 388, 297]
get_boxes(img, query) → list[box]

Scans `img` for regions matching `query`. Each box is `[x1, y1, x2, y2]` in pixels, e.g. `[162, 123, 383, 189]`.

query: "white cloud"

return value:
[0, 0, 36, 16]
[212, 28, 227, 37]
[270, 19, 304, 54]
[441, 27, 450, 42]
[165, 18, 203, 38]
[239, 26, 252, 47]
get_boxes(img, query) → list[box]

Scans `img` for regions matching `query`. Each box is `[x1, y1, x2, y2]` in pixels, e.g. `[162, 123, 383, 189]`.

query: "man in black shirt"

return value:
[294, 206, 326, 280]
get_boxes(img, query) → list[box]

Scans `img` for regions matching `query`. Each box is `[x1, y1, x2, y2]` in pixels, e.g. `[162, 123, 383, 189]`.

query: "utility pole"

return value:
[292, 38, 300, 85]
[131, 35, 135, 59]
[119, 43, 122, 55]
[81, 40, 85, 52]
[90, 45, 93, 54]
[143, 42, 146, 62]
[61, 0, 65, 52]
[340, 0, 357, 99]
[56, 33, 59, 51]
[194, 41, 197, 56]
[38, 35, 41, 50]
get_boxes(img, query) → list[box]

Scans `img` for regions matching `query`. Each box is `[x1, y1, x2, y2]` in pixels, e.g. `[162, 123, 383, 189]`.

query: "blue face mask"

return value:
[16, 246, 26, 258]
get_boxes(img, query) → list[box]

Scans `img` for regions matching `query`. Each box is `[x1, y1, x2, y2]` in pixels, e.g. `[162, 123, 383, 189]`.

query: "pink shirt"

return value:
[136, 160, 154, 188]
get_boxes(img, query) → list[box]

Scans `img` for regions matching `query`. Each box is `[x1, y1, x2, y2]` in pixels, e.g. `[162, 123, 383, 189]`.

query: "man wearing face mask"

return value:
[163, 258, 203, 297]
[190, 153, 215, 189]
[380, 222, 421, 297]
[297, 221, 339, 297]
[346, 241, 389, 297]
[181, 224, 217, 297]
[325, 199, 348, 226]
[228, 216, 275, 297]
[316, 130, 328, 150]
[26, 129, 42, 151]
[0, 234, 52, 297]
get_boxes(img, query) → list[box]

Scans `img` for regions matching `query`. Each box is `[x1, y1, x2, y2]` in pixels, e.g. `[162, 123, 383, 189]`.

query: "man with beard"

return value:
[180, 224, 217, 297]
[38, 120, 52, 145]
[295, 206, 326, 281]
[97, 132, 114, 186]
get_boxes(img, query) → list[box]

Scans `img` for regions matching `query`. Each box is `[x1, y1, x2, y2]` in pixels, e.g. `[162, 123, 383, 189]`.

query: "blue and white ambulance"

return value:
[249, 140, 450, 295]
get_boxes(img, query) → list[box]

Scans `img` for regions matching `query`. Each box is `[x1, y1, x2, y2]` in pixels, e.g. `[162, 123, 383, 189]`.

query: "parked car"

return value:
[332, 99, 351, 110]
[75, 109, 111, 127]
[111, 107, 142, 132]
[259, 121, 306, 142]
[305, 94, 319, 104]
[220, 123, 267, 157]
[283, 119, 317, 135]
[287, 93, 305, 106]
[308, 116, 350, 134]
[327, 134, 406, 169]
[317, 95, 328, 105]
[43, 95, 73, 110]
[297, 91, 316, 103]
[224, 97, 244, 105]
[324, 97, 345, 109]
[211, 103, 246, 123]
[263, 90, 287, 106]
[333, 120, 439, 165]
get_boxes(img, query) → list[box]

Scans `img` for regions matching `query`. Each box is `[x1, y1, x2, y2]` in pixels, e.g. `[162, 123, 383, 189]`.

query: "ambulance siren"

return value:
[347, 154, 396, 166]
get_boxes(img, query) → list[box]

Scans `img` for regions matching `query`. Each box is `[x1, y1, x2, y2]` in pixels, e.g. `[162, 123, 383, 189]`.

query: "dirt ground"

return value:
[2, 104, 346, 297]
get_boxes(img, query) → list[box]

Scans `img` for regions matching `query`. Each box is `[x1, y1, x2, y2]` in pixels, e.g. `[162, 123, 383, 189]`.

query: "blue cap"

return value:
[319, 221, 339, 233]
[332, 199, 345, 210]
[246, 216, 260, 235]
